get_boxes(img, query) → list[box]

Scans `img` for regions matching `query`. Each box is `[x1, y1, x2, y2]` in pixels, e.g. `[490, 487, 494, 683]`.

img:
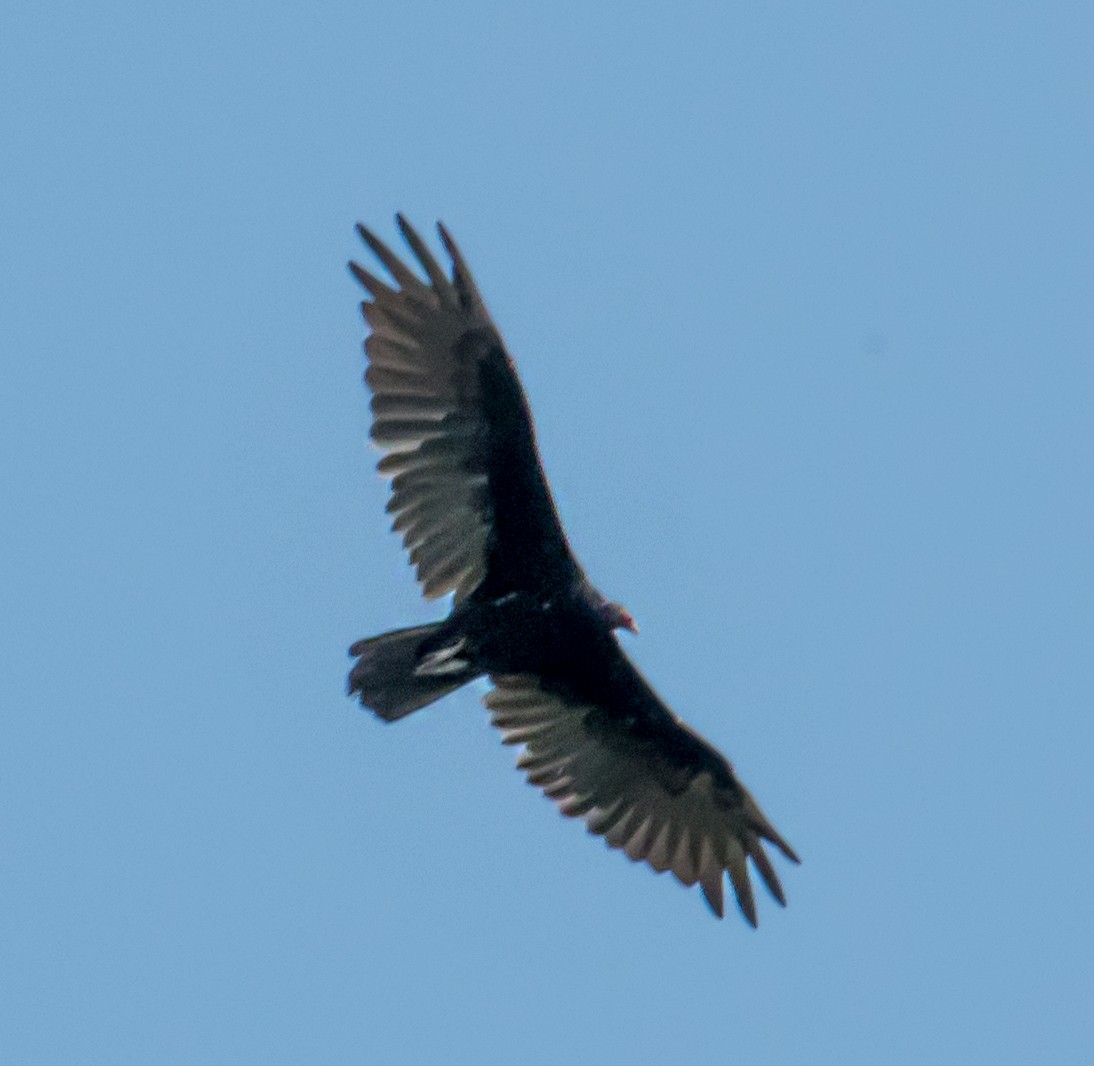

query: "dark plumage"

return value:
[347, 216, 799, 925]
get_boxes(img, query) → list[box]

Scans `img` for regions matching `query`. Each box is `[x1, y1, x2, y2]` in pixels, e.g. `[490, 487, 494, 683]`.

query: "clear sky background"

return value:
[3, 3, 1092, 1063]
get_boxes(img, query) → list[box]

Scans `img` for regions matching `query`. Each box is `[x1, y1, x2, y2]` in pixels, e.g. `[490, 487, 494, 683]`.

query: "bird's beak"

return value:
[622, 611, 639, 635]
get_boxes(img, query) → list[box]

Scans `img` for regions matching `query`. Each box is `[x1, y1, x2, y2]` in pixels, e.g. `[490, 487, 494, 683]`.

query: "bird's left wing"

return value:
[485, 652, 799, 925]
[350, 216, 581, 603]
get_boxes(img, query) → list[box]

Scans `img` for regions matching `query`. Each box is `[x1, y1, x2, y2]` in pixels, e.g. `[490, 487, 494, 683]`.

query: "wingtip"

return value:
[436, 220, 458, 259]
[727, 853, 758, 928]
[746, 795, 801, 866]
[730, 888, 757, 932]
[348, 259, 386, 295]
[760, 821, 800, 866]
[700, 878, 726, 919]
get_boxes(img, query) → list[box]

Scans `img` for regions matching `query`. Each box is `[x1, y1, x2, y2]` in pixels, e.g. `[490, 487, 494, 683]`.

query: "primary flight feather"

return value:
[347, 216, 799, 925]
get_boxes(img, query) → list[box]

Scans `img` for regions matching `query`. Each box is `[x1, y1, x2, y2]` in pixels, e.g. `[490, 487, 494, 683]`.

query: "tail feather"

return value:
[348, 623, 476, 721]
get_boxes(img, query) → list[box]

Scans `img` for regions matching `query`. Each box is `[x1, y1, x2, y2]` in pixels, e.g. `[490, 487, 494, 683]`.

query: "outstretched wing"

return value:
[350, 216, 581, 602]
[485, 646, 799, 925]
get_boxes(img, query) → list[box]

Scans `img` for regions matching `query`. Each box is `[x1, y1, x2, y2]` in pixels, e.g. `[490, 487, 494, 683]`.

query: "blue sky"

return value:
[3, 3, 1093, 1063]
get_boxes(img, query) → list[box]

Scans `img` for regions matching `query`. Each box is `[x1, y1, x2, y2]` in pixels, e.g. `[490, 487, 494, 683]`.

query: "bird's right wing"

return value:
[350, 217, 581, 602]
[485, 648, 799, 925]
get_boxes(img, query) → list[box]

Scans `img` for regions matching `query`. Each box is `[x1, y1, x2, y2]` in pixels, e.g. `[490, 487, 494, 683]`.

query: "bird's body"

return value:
[426, 586, 607, 676]
[347, 216, 798, 925]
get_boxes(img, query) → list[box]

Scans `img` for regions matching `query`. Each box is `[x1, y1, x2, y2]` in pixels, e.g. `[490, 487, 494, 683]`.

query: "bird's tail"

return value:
[348, 623, 477, 721]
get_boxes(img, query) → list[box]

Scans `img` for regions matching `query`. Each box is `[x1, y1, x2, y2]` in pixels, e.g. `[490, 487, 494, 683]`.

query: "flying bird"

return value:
[347, 216, 799, 925]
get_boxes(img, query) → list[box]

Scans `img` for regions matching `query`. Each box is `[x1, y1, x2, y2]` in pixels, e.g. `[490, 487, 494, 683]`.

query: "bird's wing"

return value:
[351, 216, 580, 602]
[485, 647, 799, 925]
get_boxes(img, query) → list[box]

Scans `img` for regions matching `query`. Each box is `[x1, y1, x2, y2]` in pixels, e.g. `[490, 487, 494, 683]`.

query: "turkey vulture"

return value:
[347, 216, 799, 925]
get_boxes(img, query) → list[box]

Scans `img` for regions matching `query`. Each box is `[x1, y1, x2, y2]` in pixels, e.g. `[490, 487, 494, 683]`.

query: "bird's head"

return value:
[600, 600, 639, 635]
